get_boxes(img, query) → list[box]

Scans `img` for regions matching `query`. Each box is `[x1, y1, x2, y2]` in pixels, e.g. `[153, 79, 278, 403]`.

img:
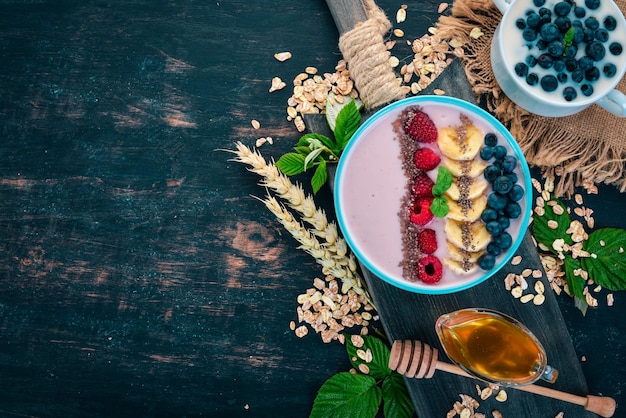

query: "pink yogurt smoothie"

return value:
[335, 97, 531, 294]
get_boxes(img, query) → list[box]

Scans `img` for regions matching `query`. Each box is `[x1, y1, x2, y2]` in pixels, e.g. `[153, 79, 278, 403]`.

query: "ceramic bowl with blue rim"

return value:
[334, 96, 532, 294]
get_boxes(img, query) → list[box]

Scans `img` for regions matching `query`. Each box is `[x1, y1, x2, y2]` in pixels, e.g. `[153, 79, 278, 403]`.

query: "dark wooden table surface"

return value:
[0, 1, 624, 417]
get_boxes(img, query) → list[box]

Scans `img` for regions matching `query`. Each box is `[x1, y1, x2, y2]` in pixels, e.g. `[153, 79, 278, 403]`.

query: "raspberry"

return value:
[413, 147, 441, 171]
[417, 228, 438, 254]
[409, 197, 434, 226]
[403, 108, 438, 143]
[417, 255, 443, 284]
[412, 173, 434, 198]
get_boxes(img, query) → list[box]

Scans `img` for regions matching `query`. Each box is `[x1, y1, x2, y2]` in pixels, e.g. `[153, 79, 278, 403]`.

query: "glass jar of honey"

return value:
[435, 308, 558, 386]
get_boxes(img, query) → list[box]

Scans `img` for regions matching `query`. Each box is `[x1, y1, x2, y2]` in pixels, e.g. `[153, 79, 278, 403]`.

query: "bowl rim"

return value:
[334, 95, 533, 295]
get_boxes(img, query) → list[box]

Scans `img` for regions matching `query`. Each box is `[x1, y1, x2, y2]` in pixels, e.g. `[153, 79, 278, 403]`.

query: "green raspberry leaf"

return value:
[531, 198, 573, 251]
[334, 100, 361, 151]
[275, 152, 306, 176]
[310, 372, 382, 418]
[345, 335, 392, 380]
[432, 166, 453, 196]
[563, 255, 586, 300]
[311, 160, 328, 195]
[430, 196, 449, 218]
[382, 373, 415, 418]
[581, 228, 626, 291]
[297, 133, 335, 150]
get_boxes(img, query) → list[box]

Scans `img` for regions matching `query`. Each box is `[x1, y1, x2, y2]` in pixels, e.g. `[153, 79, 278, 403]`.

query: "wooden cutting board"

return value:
[301, 2, 597, 416]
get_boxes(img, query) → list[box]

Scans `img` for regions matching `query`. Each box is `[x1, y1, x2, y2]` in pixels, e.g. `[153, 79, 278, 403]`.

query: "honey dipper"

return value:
[389, 340, 617, 418]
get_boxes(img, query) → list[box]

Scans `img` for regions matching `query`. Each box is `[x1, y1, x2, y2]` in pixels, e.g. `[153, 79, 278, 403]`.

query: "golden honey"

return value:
[436, 309, 547, 386]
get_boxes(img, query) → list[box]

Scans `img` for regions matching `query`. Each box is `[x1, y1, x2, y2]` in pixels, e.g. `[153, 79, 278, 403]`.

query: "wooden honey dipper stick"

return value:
[389, 340, 617, 418]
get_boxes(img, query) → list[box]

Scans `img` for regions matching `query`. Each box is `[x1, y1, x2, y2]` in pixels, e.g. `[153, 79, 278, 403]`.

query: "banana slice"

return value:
[446, 240, 484, 263]
[447, 195, 488, 222]
[437, 125, 483, 161]
[445, 176, 489, 201]
[443, 257, 479, 275]
[442, 156, 487, 178]
[444, 219, 491, 252]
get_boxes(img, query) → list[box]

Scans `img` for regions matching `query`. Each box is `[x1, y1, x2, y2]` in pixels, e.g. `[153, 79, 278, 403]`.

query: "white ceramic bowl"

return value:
[334, 96, 532, 294]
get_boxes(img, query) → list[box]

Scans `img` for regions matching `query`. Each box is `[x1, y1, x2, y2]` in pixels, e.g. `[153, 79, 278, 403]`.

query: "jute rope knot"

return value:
[338, 0, 406, 110]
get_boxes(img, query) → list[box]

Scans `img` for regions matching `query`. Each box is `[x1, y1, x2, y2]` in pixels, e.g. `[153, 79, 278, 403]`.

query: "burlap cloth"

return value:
[435, 0, 626, 197]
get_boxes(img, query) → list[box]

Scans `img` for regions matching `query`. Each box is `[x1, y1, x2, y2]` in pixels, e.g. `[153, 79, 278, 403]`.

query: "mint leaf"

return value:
[531, 198, 573, 251]
[311, 160, 328, 194]
[276, 153, 306, 176]
[310, 372, 381, 418]
[563, 255, 585, 300]
[432, 166, 453, 196]
[333, 100, 361, 150]
[431, 196, 449, 218]
[564, 27, 575, 47]
[382, 373, 415, 418]
[581, 228, 626, 291]
[345, 335, 392, 380]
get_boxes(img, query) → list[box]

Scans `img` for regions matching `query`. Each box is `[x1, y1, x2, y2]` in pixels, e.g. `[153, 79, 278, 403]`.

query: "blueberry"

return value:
[557, 72, 568, 83]
[487, 193, 508, 211]
[553, 59, 566, 72]
[538, 7, 551, 17]
[526, 13, 541, 29]
[506, 172, 518, 184]
[572, 69, 585, 82]
[578, 56, 594, 71]
[508, 184, 525, 201]
[609, 42, 623, 55]
[603, 63, 617, 77]
[502, 155, 517, 173]
[585, 41, 606, 61]
[533, 0, 546, 6]
[536, 39, 548, 51]
[523, 28, 538, 42]
[583, 28, 595, 43]
[547, 40, 565, 57]
[481, 208, 498, 223]
[497, 216, 511, 231]
[484, 165, 501, 183]
[526, 73, 539, 86]
[493, 145, 507, 160]
[526, 55, 538, 67]
[484, 132, 498, 147]
[494, 232, 513, 249]
[537, 54, 554, 69]
[604, 16, 617, 31]
[494, 175, 514, 194]
[554, 16, 572, 33]
[572, 26, 585, 43]
[574, 6, 586, 18]
[585, 0, 600, 10]
[564, 44, 578, 58]
[540, 75, 559, 92]
[515, 18, 527, 29]
[585, 17, 600, 30]
[486, 242, 502, 256]
[480, 146, 495, 160]
[486, 221, 503, 235]
[595, 28, 609, 42]
[540, 23, 560, 42]
[554, 1, 571, 16]
[478, 253, 496, 270]
[585, 66, 600, 81]
[565, 58, 578, 72]
[563, 86, 577, 101]
[581, 83, 594, 96]
[504, 202, 522, 219]
[515, 62, 529, 77]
